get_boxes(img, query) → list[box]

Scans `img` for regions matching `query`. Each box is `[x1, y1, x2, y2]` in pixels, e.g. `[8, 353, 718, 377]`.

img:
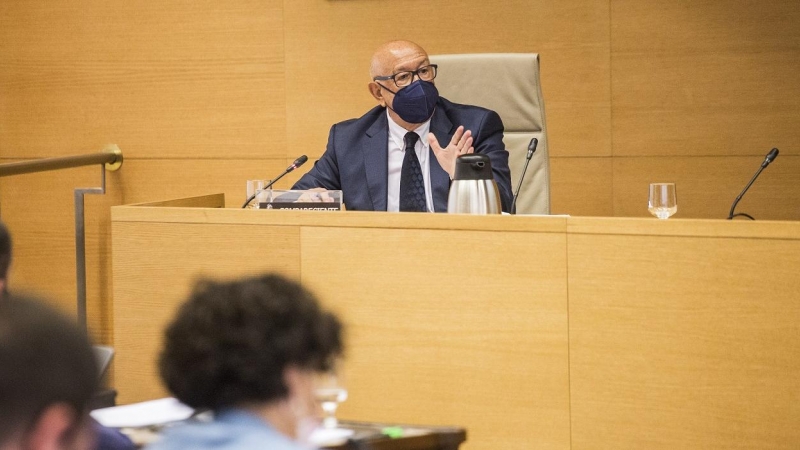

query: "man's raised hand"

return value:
[428, 125, 474, 178]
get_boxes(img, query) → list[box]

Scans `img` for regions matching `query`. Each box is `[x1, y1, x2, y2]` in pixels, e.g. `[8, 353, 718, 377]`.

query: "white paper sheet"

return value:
[90, 397, 195, 428]
[308, 427, 354, 446]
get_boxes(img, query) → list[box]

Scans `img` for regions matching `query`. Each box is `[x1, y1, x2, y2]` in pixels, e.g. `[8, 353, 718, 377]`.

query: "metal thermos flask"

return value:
[447, 154, 501, 214]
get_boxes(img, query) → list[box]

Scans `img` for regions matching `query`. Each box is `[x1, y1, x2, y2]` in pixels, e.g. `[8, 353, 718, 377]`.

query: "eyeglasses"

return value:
[373, 64, 438, 88]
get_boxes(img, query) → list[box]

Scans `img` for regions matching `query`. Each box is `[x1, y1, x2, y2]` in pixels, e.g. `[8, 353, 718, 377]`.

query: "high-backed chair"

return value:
[90, 345, 117, 409]
[430, 53, 550, 214]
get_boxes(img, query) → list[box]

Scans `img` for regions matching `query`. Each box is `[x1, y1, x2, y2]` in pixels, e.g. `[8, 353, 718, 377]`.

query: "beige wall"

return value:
[1, 0, 799, 341]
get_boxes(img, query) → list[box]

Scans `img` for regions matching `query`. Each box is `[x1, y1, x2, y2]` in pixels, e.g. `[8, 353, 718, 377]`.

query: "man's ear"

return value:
[368, 82, 386, 107]
[25, 403, 79, 450]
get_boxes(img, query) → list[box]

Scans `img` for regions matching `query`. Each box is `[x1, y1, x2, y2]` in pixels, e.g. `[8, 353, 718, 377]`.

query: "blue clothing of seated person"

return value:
[146, 409, 306, 450]
[95, 420, 136, 450]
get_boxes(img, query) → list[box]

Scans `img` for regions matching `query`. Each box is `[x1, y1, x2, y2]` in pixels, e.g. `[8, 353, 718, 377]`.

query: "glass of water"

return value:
[245, 180, 272, 208]
[314, 370, 348, 429]
[648, 183, 677, 219]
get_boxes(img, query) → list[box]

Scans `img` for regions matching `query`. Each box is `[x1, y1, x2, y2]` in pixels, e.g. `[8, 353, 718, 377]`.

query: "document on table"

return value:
[90, 397, 195, 428]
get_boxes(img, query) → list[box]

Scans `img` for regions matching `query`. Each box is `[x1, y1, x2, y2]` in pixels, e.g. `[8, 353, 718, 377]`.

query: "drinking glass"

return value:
[648, 183, 677, 219]
[314, 370, 348, 429]
[245, 180, 270, 209]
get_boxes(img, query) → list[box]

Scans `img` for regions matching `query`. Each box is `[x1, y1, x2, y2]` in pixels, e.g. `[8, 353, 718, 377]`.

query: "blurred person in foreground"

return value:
[0, 222, 133, 450]
[0, 222, 12, 296]
[147, 274, 344, 450]
[0, 295, 98, 450]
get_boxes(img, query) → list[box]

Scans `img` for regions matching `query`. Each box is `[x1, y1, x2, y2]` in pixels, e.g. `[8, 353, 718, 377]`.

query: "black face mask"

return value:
[381, 80, 439, 123]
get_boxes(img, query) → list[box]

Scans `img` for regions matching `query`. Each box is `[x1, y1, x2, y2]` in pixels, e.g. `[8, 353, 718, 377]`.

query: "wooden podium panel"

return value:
[111, 198, 800, 450]
[112, 196, 571, 450]
[301, 226, 570, 450]
[568, 217, 800, 450]
[112, 195, 304, 401]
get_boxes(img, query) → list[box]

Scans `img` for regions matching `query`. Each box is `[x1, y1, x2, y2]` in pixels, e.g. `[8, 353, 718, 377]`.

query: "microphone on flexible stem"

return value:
[241, 155, 308, 209]
[511, 138, 539, 215]
[727, 148, 779, 220]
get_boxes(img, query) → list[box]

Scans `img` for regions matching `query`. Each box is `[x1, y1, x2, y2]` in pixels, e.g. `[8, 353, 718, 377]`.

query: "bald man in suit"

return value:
[293, 40, 512, 212]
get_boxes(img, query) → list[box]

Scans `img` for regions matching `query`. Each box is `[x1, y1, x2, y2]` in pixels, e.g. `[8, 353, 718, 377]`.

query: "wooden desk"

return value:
[122, 420, 464, 450]
[325, 421, 465, 450]
[567, 217, 800, 449]
[111, 195, 800, 449]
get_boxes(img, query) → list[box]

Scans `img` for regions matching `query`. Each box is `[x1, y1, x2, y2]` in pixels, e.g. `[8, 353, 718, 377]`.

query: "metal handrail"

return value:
[0, 144, 123, 332]
[0, 145, 123, 176]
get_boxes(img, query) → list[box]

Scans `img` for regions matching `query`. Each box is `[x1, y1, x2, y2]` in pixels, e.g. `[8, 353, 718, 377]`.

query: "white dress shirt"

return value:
[386, 110, 434, 212]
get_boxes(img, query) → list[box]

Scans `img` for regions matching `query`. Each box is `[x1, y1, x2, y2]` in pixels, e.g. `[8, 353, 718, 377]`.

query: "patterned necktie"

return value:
[399, 132, 427, 212]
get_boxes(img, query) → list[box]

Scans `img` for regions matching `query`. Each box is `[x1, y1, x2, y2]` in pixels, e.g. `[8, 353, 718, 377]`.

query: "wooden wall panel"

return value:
[547, 102, 612, 159]
[611, 0, 800, 157]
[0, 0, 288, 344]
[568, 228, 800, 449]
[612, 52, 800, 157]
[0, 0, 286, 160]
[301, 226, 570, 450]
[611, 0, 800, 53]
[613, 156, 800, 220]
[549, 157, 613, 217]
[283, 0, 611, 169]
[114, 159, 289, 207]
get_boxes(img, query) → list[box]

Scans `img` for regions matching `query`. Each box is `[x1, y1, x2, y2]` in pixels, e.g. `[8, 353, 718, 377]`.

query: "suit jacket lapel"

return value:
[429, 106, 455, 212]
[364, 112, 389, 211]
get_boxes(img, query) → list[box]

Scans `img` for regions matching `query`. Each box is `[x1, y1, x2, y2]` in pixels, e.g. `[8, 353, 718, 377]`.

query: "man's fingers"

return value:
[462, 136, 474, 154]
[455, 130, 473, 156]
[427, 133, 442, 153]
[457, 130, 472, 149]
[450, 126, 465, 146]
[431, 129, 473, 156]
[455, 136, 474, 155]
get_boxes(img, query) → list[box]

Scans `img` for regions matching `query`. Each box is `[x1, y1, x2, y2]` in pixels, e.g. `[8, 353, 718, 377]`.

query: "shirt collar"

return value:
[386, 109, 431, 150]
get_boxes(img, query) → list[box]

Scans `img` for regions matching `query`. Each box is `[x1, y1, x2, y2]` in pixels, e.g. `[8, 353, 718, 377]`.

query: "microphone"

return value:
[241, 155, 308, 209]
[762, 147, 779, 168]
[511, 138, 538, 214]
[727, 148, 779, 220]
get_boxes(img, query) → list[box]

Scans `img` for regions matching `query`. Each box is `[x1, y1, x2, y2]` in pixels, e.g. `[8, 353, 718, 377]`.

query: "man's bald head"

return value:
[367, 40, 435, 130]
[369, 40, 429, 79]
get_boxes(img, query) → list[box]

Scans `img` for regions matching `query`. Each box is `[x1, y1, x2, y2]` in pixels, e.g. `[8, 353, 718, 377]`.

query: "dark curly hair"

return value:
[159, 273, 344, 410]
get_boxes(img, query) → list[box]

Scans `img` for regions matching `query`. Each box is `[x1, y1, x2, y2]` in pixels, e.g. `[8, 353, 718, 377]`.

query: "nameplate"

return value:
[255, 189, 343, 211]
[259, 202, 342, 211]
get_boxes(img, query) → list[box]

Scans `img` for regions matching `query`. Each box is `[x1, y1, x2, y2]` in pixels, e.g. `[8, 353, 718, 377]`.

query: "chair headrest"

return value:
[430, 53, 544, 132]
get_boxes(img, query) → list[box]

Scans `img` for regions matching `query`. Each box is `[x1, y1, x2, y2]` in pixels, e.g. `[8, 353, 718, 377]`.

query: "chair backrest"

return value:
[430, 53, 550, 214]
[93, 345, 115, 379]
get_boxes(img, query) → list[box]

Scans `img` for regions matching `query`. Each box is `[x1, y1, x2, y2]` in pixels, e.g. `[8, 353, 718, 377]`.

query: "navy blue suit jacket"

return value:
[292, 97, 513, 212]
